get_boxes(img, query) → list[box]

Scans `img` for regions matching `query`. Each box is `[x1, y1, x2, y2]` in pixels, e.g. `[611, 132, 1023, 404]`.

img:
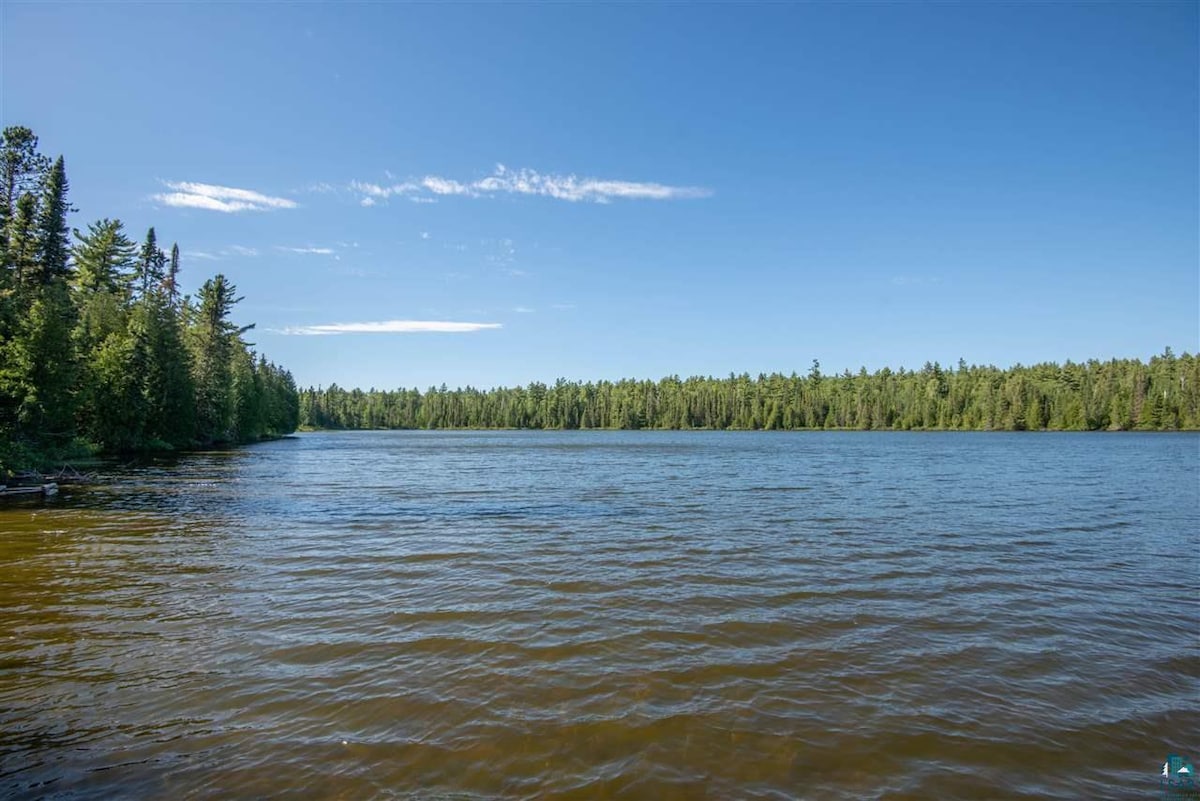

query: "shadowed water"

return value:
[1, 431, 1197, 799]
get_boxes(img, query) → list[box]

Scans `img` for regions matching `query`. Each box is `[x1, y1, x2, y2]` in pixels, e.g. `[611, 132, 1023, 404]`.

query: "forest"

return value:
[300, 352, 1199, 432]
[0, 127, 298, 471]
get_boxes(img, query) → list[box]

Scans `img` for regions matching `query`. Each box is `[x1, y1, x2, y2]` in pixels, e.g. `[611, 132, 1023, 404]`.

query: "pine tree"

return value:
[189, 274, 242, 444]
[0, 126, 49, 260]
[35, 156, 71, 284]
[5, 193, 39, 287]
[164, 243, 181, 307]
[72, 218, 136, 295]
[135, 227, 165, 299]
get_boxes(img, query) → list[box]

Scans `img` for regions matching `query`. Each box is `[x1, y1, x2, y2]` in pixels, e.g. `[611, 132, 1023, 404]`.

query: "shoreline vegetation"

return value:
[299, 352, 1198, 433]
[0, 127, 299, 474]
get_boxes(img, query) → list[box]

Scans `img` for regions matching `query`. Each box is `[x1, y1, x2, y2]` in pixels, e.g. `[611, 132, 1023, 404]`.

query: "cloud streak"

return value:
[349, 165, 711, 205]
[350, 179, 418, 201]
[182, 245, 259, 260]
[276, 246, 335, 255]
[153, 181, 298, 213]
[281, 320, 503, 335]
[475, 165, 711, 202]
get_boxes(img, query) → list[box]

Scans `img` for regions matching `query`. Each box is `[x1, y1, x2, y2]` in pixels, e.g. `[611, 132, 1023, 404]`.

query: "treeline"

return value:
[301, 352, 1199, 432]
[0, 126, 298, 470]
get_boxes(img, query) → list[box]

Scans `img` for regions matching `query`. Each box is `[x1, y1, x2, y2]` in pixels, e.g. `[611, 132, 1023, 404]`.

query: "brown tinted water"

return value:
[1, 431, 1197, 799]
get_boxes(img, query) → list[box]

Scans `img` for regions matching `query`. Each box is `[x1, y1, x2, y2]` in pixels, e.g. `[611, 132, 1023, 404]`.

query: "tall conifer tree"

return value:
[0, 126, 49, 261]
[35, 156, 71, 284]
[164, 243, 181, 307]
[190, 274, 241, 444]
[135, 227, 164, 299]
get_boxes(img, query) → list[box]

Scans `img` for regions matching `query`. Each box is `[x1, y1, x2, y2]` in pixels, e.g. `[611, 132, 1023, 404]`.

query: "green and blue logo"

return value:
[1162, 754, 1198, 800]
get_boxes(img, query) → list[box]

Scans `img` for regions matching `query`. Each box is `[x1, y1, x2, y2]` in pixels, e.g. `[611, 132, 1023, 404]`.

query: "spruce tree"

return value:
[7, 193, 39, 287]
[163, 243, 180, 305]
[189, 274, 241, 444]
[135, 227, 165, 299]
[35, 156, 71, 284]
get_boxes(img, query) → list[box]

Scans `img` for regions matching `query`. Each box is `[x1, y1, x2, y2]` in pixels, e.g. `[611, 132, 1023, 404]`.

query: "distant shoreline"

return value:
[296, 424, 1200, 434]
[298, 351, 1199, 433]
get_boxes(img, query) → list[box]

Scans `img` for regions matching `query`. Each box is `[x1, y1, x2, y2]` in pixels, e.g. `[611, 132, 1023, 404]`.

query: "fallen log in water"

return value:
[46, 465, 96, 484]
[7, 465, 96, 486]
[0, 482, 58, 499]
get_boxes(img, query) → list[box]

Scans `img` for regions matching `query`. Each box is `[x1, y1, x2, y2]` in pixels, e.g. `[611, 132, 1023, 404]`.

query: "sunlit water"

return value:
[1, 431, 1197, 799]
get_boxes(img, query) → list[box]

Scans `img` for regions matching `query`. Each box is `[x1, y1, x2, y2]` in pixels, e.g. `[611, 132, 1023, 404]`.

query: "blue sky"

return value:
[3, 2, 1196, 390]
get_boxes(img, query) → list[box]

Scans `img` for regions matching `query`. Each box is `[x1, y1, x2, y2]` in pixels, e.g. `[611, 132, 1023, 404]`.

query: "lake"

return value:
[1, 431, 1197, 799]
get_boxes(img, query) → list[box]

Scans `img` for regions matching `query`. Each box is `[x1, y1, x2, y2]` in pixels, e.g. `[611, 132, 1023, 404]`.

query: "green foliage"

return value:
[73, 218, 136, 295]
[7, 194, 39, 285]
[134, 227, 164, 300]
[0, 126, 297, 470]
[82, 328, 145, 452]
[164, 243, 181, 307]
[189, 274, 240, 444]
[7, 281, 78, 446]
[0, 126, 50, 260]
[131, 290, 194, 448]
[36, 156, 71, 284]
[298, 351, 1200, 433]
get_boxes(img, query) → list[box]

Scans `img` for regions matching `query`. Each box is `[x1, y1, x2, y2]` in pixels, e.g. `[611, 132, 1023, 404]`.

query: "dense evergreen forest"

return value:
[0, 127, 298, 471]
[301, 352, 1199, 432]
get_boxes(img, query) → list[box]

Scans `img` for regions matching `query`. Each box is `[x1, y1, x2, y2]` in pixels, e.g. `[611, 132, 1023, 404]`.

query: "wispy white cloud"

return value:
[473, 164, 711, 202]
[152, 181, 298, 213]
[422, 176, 470, 196]
[182, 245, 259, 261]
[512, 306, 535, 314]
[348, 165, 711, 206]
[281, 320, 503, 335]
[350, 179, 420, 200]
[276, 246, 336, 255]
[184, 250, 221, 261]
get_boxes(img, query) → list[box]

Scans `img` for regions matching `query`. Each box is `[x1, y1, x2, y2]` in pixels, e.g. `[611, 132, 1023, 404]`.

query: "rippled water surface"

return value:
[2, 431, 1198, 799]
